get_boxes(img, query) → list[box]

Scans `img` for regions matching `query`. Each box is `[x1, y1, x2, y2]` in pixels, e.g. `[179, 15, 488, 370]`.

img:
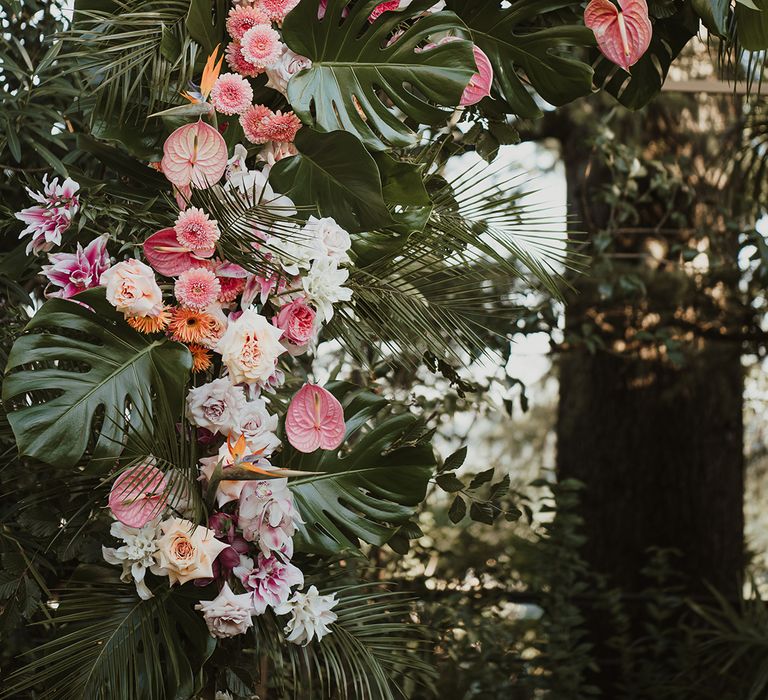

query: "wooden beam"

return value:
[661, 78, 755, 94]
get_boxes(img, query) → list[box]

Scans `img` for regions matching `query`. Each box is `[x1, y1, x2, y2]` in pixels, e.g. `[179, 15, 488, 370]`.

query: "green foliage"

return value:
[447, 0, 595, 118]
[3, 288, 191, 468]
[284, 383, 436, 556]
[284, 0, 475, 150]
[0, 570, 215, 700]
[270, 128, 394, 233]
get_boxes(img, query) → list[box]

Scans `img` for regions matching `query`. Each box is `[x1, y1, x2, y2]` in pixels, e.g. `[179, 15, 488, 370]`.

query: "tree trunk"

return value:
[555, 93, 748, 692]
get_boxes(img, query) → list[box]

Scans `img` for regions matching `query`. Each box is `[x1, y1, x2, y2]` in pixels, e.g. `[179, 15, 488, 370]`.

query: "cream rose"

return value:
[265, 47, 312, 95]
[195, 582, 254, 638]
[154, 517, 229, 586]
[100, 258, 163, 317]
[216, 308, 287, 384]
[186, 377, 246, 435]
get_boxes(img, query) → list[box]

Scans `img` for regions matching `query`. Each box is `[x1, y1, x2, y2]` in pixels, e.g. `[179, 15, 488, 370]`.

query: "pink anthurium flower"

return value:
[160, 120, 228, 189]
[108, 464, 168, 528]
[143, 227, 199, 277]
[460, 45, 493, 106]
[285, 383, 346, 453]
[585, 0, 652, 72]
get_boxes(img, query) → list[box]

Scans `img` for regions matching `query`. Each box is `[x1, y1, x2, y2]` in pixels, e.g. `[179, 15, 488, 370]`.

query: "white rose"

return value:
[265, 47, 312, 95]
[100, 259, 163, 317]
[304, 216, 351, 263]
[186, 377, 246, 434]
[195, 582, 254, 639]
[216, 308, 287, 384]
[231, 397, 281, 457]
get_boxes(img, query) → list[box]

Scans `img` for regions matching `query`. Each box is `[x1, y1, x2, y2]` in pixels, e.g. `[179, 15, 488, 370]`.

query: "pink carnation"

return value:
[175, 267, 222, 310]
[260, 110, 302, 143]
[239, 104, 275, 144]
[174, 207, 220, 255]
[42, 234, 111, 299]
[210, 73, 254, 115]
[240, 24, 283, 68]
[227, 5, 270, 40]
[258, 0, 301, 21]
[225, 41, 264, 78]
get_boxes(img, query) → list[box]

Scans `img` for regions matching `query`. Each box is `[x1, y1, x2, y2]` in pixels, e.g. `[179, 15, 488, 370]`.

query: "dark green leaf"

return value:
[439, 446, 467, 473]
[3, 288, 191, 468]
[736, 0, 768, 50]
[448, 495, 466, 523]
[270, 128, 393, 232]
[435, 473, 464, 493]
[447, 0, 594, 118]
[284, 0, 474, 150]
[186, 0, 227, 55]
[469, 501, 495, 525]
[468, 467, 495, 490]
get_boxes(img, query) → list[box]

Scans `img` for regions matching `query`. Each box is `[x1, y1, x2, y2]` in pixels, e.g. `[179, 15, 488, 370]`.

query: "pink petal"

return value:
[585, 0, 652, 72]
[460, 46, 494, 106]
[108, 464, 168, 528]
[285, 384, 346, 454]
[143, 227, 197, 277]
[160, 120, 228, 189]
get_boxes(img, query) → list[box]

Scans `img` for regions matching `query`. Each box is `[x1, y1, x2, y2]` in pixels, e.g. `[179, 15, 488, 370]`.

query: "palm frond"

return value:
[257, 585, 436, 700]
[65, 0, 199, 123]
[0, 571, 214, 700]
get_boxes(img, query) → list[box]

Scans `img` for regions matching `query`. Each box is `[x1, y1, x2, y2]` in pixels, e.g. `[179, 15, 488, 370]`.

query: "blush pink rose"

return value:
[273, 298, 317, 353]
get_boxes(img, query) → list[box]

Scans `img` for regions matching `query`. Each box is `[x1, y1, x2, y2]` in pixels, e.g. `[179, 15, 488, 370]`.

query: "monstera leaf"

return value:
[447, 0, 595, 119]
[2, 288, 191, 469]
[284, 384, 436, 556]
[283, 0, 475, 150]
[269, 128, 393, 232]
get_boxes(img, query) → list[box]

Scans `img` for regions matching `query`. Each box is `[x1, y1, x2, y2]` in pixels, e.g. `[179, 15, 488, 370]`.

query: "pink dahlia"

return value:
[174, 207, 220, 255]
[42, 234, 111, 299]
[258, 0, 301, 21]
[226, 5, 270, 40]
[175, 267, 222, 310]
[261, 110, 302, 143]
[240, 24, 283, 68]
[16, 175, 80, 255]
[210, 72, 254, 115]
[239, 104, 275, 144]
[369, 1, 400, 22]
[225, 41, 264, 78]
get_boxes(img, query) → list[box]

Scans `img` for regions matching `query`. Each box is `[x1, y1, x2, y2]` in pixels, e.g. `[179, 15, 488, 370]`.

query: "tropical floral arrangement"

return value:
[0, 0, 714, 697]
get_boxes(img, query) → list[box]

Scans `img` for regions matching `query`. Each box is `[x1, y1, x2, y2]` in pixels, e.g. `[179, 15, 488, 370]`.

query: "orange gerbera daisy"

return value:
[168, 307, 221, 345]
[188, 343, 213, 373]
[127, 308, 171, 334]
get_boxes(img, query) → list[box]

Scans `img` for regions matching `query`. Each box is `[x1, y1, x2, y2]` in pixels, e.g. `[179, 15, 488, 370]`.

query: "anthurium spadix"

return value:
[585, 0, 652, 72]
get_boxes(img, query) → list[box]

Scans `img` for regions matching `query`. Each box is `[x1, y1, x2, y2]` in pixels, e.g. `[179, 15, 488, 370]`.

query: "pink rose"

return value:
[273, 298, 317, 354]
[100, 258, 164, 317]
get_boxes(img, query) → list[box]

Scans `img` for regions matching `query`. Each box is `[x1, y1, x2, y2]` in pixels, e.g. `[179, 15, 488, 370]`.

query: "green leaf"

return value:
[448, 495, 466, 523]
[447, 0, 594, 119]
[373, 153, 431, 208]
[468, 467, 495, 490]
[439, 445, 467, 473]
[435, 473, 464, 493]
[186, 0, 227, 55]
[284, 0, 475, 150]
[285, 384, 435, 555]
[269, 128, 393, 233]
[3, 288, 191, 468]
[737, 0, 768, 50]
[469, 501, 495, 525]
[489, 474, 511, 501]
[0, 571, 213, 700]
[691, 0, 729, 36]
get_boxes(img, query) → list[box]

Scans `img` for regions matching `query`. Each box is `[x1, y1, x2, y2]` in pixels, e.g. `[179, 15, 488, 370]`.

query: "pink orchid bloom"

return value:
[15, 175, 80, 255]
[41, 235, 111, 299]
